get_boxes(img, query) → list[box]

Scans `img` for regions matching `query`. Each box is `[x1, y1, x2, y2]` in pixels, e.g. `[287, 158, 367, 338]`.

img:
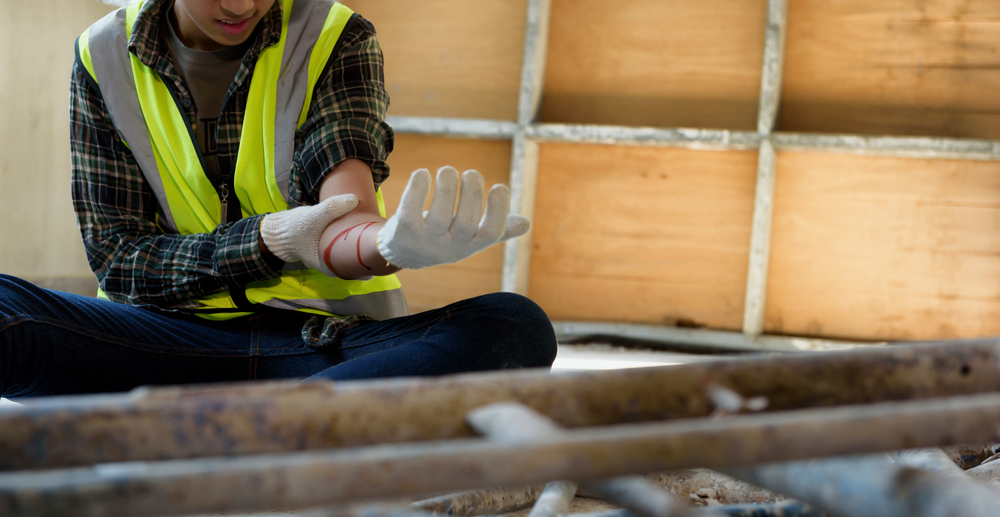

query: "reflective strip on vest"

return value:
[78, 0, 407, 321]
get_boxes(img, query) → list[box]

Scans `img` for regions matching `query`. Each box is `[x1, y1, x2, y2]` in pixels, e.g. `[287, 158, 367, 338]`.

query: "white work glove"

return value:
[376, 166, 531, 270]
[260, 194, 359, 276]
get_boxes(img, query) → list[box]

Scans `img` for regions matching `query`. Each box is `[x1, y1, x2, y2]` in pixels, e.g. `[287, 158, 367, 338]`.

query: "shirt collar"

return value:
[127, 0, 283, 70]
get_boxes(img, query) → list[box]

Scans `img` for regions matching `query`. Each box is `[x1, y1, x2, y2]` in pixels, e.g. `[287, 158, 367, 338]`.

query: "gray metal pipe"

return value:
[527, 481, 577, 517]
[466, 402, 697, 517]
[5, 393, 1000, 517]
[574, 503, 823, 517]
[409, 485, 541, 516]
[889, 448, 967, 477]
[725, 454, 1000, 517]
[643, 470, 785, 507]
[3, 339, 999, 470]
[966, 456, 1000, 488]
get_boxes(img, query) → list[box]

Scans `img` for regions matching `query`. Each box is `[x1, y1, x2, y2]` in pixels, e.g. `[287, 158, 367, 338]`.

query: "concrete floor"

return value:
[551, 342, 725, 371]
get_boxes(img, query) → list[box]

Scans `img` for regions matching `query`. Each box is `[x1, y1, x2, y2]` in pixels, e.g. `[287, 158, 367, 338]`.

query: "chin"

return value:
[214, 33, 251, 47]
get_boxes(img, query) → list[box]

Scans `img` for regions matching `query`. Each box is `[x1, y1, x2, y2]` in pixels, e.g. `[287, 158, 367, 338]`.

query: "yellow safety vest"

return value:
[76, 0, 407, 321]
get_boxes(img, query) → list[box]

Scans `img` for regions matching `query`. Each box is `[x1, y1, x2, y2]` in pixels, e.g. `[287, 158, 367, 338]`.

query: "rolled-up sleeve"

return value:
[289, 16, 394, 206]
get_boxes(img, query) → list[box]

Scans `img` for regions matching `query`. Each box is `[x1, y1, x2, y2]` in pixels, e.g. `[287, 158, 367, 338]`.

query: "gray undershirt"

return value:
[163, 12, 252, 188]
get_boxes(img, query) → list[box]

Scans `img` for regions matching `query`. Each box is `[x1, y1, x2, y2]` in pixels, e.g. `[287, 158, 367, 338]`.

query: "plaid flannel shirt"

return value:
[69, 0, 393, 310]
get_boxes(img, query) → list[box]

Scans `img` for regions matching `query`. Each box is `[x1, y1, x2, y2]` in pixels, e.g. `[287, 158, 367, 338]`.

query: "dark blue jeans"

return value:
[0, 274, 557, 399]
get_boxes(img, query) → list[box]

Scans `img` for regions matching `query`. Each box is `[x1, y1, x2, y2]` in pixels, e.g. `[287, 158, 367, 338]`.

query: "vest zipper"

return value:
[220, 183, 230, 224]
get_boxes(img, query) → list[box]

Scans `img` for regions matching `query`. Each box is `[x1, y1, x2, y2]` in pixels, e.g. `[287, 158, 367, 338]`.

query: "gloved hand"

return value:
[260, 194, 359, 276]
[376, 166, 531, 270]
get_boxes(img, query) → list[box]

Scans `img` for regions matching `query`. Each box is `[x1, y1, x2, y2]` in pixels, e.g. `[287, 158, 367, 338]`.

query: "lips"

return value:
[216, 17, 252, 35]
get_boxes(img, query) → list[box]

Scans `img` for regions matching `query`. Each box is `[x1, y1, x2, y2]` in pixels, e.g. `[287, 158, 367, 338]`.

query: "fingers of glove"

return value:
[499, 214, 531, 242]
[476, 183, 511, 244]
[316, 194, 360, 226]
[450, 170, 485, 241]
[259, 214, 300, 263]
[397, 169, 432, 223]
[425, 166, 460, 232]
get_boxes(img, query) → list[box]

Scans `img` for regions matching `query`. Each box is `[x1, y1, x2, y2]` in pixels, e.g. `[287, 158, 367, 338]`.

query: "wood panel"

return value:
[780, 0, 1000, 139]
[541, 0, 767, 130]
[0, 0, 115, 278]
[380, 135, 512, 314]
[529, 143, 758, 329]
[766, 152, 1000, 341]
[341, 0, 527, 120]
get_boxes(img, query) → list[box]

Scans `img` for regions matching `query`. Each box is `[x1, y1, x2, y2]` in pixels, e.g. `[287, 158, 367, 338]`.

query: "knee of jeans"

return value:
[476, 292, 558, 368]
[0, 275, 63, 314]
[0, 274, 36, 318]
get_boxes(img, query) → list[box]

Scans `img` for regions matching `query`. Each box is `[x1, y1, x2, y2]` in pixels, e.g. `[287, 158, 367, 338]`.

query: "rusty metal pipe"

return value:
[5, 393, 1000, 517]
[643, 470, 785, 506]
[576, 503, 823, 517]
[409, 485, 542, 516]
[3, 340, 999, 470]
[466, 402, 697, 517]
[943, 443, 1000, 469]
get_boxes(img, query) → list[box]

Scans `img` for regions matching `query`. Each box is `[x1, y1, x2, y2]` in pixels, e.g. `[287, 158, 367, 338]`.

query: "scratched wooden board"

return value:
[340, 0, 526, 121]
[529, 143, 758, 330]
[379, 135, 511, 314]
[765, 151, 1000, 341]
[780, 0, 1000, 139]
[541, 0, 767, 130]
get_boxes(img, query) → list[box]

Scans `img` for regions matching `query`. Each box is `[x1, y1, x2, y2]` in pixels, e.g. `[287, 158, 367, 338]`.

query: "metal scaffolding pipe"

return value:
[527, 481, 577, 517]
[725, 454, 1000, 517]
[943, 443, 1000, 470]
[466, 403, 697, 517]
[890, 448, 967, 477]
[967, 459, 1000, 488]
[552, 320, 871, 352]
[409, 485, 542, 516]
[2, 339, 1000, 470]
[576, 504, 823, 517]
[4, 392, 1000, 517]
[643, 470, 785, 507]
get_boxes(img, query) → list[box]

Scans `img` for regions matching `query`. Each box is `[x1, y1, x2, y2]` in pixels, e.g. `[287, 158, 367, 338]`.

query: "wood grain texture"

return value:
[529, 143, 758, 330]
[0, 0, 115, 278]
[766, 152, 1000, 341]
[341, 0, 527, 120]
[380, 135, 512, 314]
[541, 0, 767, 130]
[780, 0, 1000, 139]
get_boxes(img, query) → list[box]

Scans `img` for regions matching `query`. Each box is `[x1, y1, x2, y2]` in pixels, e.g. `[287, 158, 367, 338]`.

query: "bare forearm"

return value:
[317, 159, 401, 280]
[319, 212, 398, 279]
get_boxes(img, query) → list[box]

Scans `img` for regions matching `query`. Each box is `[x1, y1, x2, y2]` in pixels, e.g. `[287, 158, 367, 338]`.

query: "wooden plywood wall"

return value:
[541, 0, 767, 130]
[0, 0, 116, 280]
[379, 135, 512, 314]
[767, 152, 1000, 341]
[781, 0, 1000, 139]
[355, 0, 1000, 343]
[341, 0, 527, 120]
[529, 144, 758, 330]
[15, 0, 999, 342]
